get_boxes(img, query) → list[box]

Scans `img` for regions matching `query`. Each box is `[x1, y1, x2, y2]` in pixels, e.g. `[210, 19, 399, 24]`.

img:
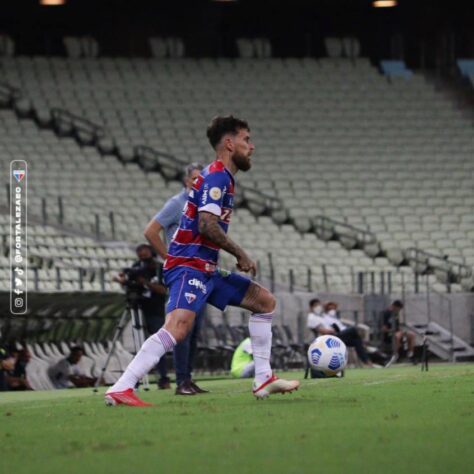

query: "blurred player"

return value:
[105, 115, 300, 406]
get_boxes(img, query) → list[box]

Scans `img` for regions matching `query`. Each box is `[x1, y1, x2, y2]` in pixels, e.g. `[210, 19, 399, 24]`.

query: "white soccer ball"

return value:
[307, 335, 347, 375]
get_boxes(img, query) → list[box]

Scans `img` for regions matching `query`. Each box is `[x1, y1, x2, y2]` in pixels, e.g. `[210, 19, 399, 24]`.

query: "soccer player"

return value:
[144, 162, 209, 395]
[105, 116, 300, 406]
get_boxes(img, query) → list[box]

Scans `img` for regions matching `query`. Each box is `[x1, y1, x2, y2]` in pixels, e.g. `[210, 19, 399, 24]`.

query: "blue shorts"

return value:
[163, 267, 251, 315]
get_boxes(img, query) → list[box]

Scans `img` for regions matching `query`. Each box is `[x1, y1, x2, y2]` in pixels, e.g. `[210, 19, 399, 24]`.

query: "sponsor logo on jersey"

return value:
[188, 278, 207, 294]
[201, 184, 209, 204]
[210, 187, 222, 200]
[185, 292, 196, 304]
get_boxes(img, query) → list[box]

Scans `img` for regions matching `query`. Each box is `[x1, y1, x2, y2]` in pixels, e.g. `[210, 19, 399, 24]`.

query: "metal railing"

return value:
[50, 108, 106, 144]
[0, 82, 22, 105]
[406, 247, 473, 283]
[313, 215, 378, 247]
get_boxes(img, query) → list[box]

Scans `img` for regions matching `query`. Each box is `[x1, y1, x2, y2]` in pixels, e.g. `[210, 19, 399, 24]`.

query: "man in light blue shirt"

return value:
[144, 162, 208, 395]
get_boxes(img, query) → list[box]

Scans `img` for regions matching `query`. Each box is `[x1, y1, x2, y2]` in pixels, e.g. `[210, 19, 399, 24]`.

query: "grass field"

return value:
[1, 364, 473, 474]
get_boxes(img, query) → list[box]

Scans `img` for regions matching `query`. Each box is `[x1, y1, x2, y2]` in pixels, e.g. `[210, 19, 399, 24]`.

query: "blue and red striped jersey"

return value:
[164, 160, 235, 273]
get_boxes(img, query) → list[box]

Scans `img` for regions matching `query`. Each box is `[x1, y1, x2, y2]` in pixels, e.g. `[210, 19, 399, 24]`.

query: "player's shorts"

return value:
[163, 266, 251, 315]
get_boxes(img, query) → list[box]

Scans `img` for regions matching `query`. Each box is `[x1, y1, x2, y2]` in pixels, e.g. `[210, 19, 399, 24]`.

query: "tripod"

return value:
[93, 291, 150, 392]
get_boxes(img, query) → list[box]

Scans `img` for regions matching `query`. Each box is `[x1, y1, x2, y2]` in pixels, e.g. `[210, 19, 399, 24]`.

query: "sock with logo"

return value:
[107, 328, 176, 393]
[249, 312, 273, 387]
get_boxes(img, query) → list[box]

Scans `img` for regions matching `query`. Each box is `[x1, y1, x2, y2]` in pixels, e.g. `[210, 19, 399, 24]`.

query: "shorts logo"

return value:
[188, 278, 207, 294]
[185, 292, 196, 304]
[210, 187, 222, 200]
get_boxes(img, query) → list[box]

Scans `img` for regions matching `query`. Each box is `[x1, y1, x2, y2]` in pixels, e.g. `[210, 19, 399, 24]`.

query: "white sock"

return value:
[107, 328, 176, 393]
[249, 312, 273, 386]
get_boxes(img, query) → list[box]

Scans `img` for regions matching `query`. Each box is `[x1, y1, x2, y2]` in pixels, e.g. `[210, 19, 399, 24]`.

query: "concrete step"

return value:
[407, 321, 474, 362]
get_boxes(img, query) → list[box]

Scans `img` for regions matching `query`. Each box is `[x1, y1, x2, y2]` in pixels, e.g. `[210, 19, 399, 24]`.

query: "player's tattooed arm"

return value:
[198, 212, 243, 256]
[198, 211, 256, 274]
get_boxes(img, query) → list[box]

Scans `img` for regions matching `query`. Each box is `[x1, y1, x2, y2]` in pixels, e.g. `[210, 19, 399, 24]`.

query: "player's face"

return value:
[231, 128, 254, 172]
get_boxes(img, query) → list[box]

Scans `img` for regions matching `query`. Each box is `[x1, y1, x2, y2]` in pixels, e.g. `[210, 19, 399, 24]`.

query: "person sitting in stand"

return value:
[307, 300, 376, 368]
[6, 347, 32, 390]
[0, 347, 16, 391]
[382, 300, 416, 365]
[48, 346, 97, 389]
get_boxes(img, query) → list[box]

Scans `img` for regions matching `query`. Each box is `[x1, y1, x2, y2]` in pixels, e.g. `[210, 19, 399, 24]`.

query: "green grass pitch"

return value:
[1, 364, 473, 474]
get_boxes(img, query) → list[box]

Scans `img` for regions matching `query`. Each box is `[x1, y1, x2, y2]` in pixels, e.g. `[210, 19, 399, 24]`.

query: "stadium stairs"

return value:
[407, 321, 474, 362]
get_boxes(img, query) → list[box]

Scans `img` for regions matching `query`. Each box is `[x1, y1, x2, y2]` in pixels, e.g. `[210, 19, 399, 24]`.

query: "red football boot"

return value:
[105, 388, 152, 407]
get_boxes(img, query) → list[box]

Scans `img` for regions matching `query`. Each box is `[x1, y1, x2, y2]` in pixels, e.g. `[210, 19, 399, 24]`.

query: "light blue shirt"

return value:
[154, 189, 188, 246]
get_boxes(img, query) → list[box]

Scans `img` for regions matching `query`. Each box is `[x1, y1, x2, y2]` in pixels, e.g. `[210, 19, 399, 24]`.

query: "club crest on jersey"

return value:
[184, 292, 196, 304]
[188, 278, 207, 294]
[210, 187, 222, 200]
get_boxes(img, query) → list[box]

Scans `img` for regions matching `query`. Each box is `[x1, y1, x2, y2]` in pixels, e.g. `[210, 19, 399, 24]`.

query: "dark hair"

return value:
[135, 243, 153, 254]
[70, 346, 83, 354]
[206, 115, 250, 149]
[392, 300, 404, 309]
[309, 298, 321, 307]
[324, 301, 338, 312]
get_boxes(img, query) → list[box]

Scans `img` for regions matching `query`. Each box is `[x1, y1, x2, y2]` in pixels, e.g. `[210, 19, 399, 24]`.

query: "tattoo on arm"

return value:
[198, 212, 244, 257]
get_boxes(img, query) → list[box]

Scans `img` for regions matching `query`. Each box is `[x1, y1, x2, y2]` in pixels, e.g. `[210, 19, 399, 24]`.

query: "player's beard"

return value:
[232, 152, 252, 172]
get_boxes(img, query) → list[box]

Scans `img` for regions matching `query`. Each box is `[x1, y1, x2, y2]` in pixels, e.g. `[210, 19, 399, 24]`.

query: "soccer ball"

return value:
[307, 335, 347, 375]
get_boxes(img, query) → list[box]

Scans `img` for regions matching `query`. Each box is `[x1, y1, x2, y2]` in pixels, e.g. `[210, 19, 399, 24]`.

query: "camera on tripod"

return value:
[122, 267, 150, 293]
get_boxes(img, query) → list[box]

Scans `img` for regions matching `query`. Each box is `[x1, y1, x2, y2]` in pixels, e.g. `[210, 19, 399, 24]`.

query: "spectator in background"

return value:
[306, 298, 324, 338]
[48, 346, 96, 389]
[230, 337, 255, 378]
[382, 300, 416, 365]
[0, 347, 16, 391]
[6, 348, 32, 390]
[307, 300, 376, 367]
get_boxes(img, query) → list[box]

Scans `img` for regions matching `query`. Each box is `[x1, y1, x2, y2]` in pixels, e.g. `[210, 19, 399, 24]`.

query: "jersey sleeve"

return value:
[197, 171, 229, 216]
[154, 196, 183, 228]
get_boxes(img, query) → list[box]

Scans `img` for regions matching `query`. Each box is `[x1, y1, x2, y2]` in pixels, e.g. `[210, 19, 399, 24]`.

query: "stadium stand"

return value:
[0, 102, 423, 295]
[1, 55, 472, 294]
